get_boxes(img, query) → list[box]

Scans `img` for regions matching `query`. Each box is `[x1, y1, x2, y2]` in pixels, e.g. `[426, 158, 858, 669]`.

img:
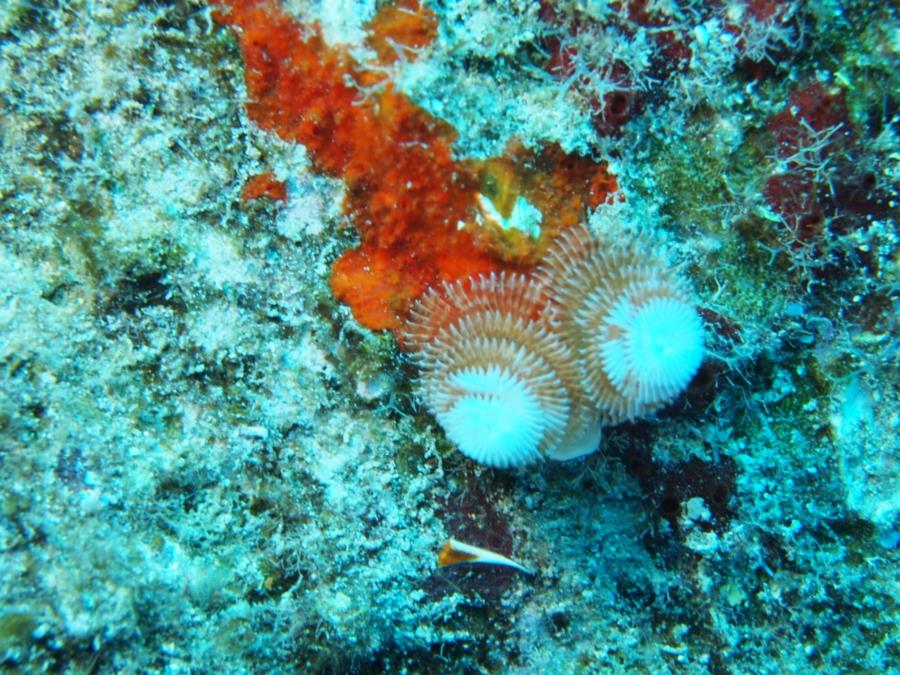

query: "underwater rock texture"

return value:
[0, 0, 897, 672]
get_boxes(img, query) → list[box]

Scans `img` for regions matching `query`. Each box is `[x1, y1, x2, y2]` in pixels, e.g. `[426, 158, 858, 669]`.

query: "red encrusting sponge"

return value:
[214, 0, 616, 331]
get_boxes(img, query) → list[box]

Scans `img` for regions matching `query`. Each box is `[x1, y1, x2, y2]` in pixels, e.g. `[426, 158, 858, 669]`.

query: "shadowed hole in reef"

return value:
[608, 424, 739, 533]
[100, 270, 184, 317]
[426, 470, 522, 601]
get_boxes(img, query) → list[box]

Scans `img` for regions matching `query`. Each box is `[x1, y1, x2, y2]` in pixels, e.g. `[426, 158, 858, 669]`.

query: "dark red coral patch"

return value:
[763, 82, 856, 244]
[768, 82, 854, 161]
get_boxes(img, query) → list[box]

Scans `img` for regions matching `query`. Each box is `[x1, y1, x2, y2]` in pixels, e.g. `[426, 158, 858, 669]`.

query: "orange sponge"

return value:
[214, 0, 616, 331]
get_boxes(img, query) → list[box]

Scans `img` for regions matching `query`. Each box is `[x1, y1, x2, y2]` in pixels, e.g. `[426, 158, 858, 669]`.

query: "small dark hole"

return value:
[710, 484, 729, 506]
[797, 212, 823, 240]
[659, 495, 680, 518]
[688, 362, 715, 394]
[607, 91, 630, 118]
[625, 455, 653, 478]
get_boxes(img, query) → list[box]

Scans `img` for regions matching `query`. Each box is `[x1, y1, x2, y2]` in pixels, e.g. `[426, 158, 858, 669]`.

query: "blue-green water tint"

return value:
[0, 0, 896, 672]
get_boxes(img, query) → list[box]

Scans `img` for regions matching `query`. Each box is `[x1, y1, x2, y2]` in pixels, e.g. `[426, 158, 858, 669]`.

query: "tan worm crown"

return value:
[402, 273, 602, 468]
[536, 224, 705, 422]
[403, 225, 705, 467]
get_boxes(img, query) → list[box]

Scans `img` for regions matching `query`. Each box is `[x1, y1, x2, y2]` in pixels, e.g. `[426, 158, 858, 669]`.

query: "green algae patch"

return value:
[0, 612, 36, 658]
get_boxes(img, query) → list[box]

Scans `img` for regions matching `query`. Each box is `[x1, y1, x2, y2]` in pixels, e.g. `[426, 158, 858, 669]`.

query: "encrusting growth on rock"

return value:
[214, 0, 616, 331]
[216, 0, 701, 467]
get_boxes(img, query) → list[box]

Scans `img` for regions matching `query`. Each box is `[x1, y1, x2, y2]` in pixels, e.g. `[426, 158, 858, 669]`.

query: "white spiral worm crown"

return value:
[402, 224, 705, 467]
[402, 272, 602, 468]
[536, 224, 705, 423]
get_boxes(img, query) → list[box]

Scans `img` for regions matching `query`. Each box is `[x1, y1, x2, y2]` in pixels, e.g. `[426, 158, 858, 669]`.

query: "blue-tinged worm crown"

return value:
[536, 224, 705, 422]
[402, 273, 602, 468]
[404, 224, 705, 467]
